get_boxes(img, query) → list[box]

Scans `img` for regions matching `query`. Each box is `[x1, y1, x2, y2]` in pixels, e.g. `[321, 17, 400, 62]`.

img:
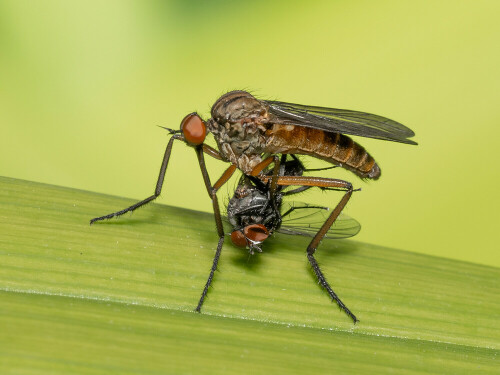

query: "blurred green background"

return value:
[1, 0, 498, 267]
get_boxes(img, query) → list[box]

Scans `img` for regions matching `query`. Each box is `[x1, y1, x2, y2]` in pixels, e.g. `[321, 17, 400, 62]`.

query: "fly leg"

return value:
[268, 155, 282, 212]
[195, 146, 237, 311]
[90, 135, 181, 224]
[280, 205, 329, 218]
[260, 154, 338, 197]
[289, 154, 338, 173]
[90, 132, 231, 311]
[260, 175, 358, 323]
[89, 138, 224, 224]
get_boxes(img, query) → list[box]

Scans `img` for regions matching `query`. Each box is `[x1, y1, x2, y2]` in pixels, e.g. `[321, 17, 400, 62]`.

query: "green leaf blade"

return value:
[2, 291, 498, 375]
[0, 176, 499, 373]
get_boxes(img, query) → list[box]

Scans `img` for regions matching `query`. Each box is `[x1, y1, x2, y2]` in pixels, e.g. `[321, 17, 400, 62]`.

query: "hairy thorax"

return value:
[207, 118, 268, 173]
[208, 91, 271, 174]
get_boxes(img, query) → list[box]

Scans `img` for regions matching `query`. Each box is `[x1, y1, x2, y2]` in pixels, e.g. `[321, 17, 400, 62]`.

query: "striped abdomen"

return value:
[265, 124, 381, 179]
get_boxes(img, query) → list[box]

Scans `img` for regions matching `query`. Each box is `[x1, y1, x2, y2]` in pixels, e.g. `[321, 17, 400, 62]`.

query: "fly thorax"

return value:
[227, 187, 269, 229]
[209, 91, 272, 173]
[208, 119, 265, 174]
[219, 120, 267, 155]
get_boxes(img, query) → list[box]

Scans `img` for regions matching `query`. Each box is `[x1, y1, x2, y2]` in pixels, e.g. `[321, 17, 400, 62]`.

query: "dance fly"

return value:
[90, 90, 416, 317]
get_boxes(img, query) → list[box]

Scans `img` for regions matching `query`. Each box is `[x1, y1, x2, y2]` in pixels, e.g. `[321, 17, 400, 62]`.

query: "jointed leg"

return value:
[288, 154, 338, 173]
[268, 155, 282, 212]
[258, 174, 358, 322]
[282, 185, 312, 196]
[195, 193, 225, 312]
[280, 204, 329, 219]
[259, 154, 339, 197]
[202, 144, 224, 160]
[194, 146, 236, 311]
[90, 137, 225, 225]
[249, 155, 275, 176]
[88, 132, 231, 311]
[307, 187, 357, 323]
[90, 135, 181, 224]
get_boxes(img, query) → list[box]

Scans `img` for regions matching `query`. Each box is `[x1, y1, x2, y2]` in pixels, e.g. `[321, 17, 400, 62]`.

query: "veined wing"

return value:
[265, 100, 417, 145]
[277, 202, 361, 240]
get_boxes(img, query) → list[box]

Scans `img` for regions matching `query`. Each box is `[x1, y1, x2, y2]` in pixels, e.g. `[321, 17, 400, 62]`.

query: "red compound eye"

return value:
[243, 224, 269, 244]
[180, 113, 206, 145]
[230, 230, 247, 248]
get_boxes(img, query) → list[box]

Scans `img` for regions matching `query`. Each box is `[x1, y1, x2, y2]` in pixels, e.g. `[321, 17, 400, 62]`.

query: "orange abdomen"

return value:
[265, 124, 381, 179]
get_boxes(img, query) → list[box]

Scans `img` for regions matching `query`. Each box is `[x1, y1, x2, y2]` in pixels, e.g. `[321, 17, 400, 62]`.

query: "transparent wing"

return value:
[265, 100, 417, 145]
[277, 201, 361, 240]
